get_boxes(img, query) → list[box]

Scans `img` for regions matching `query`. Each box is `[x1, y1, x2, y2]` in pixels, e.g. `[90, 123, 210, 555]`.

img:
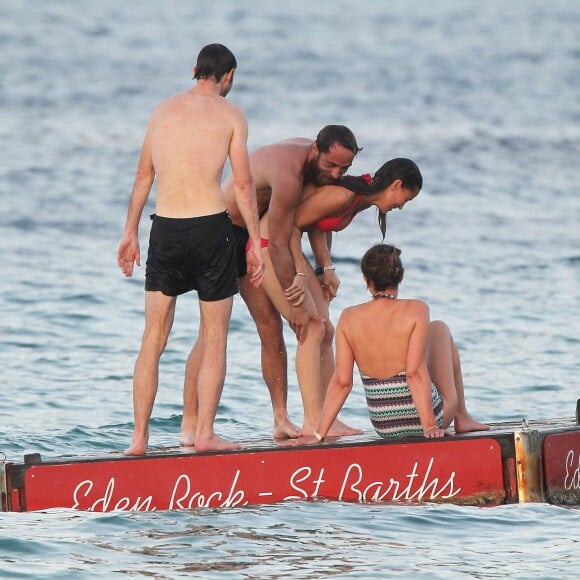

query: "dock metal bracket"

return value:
[514, 429, 545, 503]
[1, 451, 7, 512]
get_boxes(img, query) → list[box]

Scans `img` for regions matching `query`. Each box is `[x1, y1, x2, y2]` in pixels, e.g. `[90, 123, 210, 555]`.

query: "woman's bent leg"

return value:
[428, 320, 488, 432]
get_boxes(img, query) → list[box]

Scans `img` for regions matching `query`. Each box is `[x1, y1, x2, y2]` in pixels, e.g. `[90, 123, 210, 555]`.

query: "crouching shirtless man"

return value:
[221, 125, 362, 438]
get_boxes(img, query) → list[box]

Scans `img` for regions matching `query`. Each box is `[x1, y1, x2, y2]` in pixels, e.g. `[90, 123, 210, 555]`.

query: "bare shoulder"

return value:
[150, 91, 198, 124]
[251, 138, 312, 186]
[336, 303, 371, 342]
[279, 137, 313, 146]
[222, 98, 246, 118]
[338, 303, 364, 325]
[402, 299, 430, 320]
[154, 90, 190, 112]
[252, 138, 312, 161]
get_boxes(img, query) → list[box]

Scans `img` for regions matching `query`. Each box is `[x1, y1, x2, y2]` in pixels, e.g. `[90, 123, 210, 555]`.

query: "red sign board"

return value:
[543, 431, 580, 504]
[23, 438, 504, 511]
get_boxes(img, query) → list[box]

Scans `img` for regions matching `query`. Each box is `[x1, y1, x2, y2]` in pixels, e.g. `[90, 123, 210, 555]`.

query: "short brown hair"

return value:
[360, 244, 404, 290]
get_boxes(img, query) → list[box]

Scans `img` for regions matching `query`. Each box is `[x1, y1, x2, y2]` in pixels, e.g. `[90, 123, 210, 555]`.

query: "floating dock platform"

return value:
[2, 406, 579, 512]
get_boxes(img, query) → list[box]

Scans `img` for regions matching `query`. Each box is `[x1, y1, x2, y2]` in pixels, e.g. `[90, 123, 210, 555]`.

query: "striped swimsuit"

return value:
[360, 371, 444, 438]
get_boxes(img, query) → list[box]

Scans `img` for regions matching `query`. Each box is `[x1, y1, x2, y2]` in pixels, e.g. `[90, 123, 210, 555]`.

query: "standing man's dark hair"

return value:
[194, 43, 237, 81]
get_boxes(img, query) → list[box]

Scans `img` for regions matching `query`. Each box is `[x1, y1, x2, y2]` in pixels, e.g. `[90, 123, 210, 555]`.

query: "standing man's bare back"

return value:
[117, 44, 264, 456]
[151, 92, 246, 217]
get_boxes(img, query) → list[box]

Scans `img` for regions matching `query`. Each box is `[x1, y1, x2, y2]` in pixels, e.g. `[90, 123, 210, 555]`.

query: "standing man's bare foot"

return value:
[194, 434, 241, 453]
[453, 413, 490, 433]
[123, 435, 148, 456]
[273, 415, 302, 439]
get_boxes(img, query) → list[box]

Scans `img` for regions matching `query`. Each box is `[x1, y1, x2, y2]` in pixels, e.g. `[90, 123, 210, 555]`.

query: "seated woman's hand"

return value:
[423, 425, 452, 438]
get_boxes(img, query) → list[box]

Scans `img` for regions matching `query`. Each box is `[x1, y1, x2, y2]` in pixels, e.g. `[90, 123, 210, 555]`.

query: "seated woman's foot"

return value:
[454, 413, 490, 433]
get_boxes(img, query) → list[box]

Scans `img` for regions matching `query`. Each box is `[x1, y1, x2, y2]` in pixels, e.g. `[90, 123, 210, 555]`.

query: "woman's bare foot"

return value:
[301, 418, 363, 438]
[194, 434, 241, 453]
[327, 419, 363, 437]
[453, 412, 490, 433]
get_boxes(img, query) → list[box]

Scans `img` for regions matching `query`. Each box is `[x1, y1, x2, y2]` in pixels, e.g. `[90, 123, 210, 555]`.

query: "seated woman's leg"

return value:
[426, 320, 458, 429]
[447, 330, 489, 432]
[428, 320, 489, 433]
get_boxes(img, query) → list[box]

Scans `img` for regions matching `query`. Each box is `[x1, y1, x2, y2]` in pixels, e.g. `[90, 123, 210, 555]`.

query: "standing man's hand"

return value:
[246, 243, 265, 287]
[117, 234, 140, 277]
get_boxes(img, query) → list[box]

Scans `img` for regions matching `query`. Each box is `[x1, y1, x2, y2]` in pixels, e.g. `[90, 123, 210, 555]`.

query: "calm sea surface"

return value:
[1, 0, 580, 577]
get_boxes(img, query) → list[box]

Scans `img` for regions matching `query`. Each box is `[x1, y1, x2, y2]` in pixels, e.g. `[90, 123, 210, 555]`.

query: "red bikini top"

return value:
[314, 173, 371, 232]
[314, 194, 364, 232]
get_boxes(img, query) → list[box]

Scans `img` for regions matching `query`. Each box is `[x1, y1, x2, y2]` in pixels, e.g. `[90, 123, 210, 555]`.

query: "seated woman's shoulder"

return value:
[400, 298, 429, 314]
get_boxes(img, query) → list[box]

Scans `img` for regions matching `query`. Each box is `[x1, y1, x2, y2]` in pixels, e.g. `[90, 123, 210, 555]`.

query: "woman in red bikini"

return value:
[294, 157, 422, 301]
[255, 158, 423, 437]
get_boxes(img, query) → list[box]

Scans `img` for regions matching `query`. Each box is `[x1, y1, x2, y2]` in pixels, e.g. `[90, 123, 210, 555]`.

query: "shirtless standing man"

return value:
[220, 126, 361, 438]
[117, 44, 264, 456]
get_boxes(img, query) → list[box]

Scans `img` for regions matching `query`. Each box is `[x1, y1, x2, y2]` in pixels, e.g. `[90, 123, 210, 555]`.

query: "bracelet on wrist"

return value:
[313, 431, 325, 442]
[295, 272, 308, 277]
[314, 264, 335, 276]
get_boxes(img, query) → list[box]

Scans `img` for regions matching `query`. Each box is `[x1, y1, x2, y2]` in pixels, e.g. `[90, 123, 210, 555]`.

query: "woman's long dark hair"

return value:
[340, 158, 422, 238]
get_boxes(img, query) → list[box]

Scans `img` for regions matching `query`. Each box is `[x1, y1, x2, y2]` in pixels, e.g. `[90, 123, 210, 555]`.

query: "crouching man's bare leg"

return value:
[240, 277, 301, 439]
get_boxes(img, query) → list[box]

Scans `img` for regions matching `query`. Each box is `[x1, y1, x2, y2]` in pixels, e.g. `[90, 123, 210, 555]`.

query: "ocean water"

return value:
[1, 0, 579, 577]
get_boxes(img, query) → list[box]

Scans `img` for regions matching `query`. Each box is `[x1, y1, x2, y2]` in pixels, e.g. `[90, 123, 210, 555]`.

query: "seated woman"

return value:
[257, 159, 423, 437]
[297, 243, 489, 442]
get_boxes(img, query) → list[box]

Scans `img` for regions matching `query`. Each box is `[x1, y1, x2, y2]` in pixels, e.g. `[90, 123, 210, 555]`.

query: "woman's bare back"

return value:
[341, 298, 429, 379]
